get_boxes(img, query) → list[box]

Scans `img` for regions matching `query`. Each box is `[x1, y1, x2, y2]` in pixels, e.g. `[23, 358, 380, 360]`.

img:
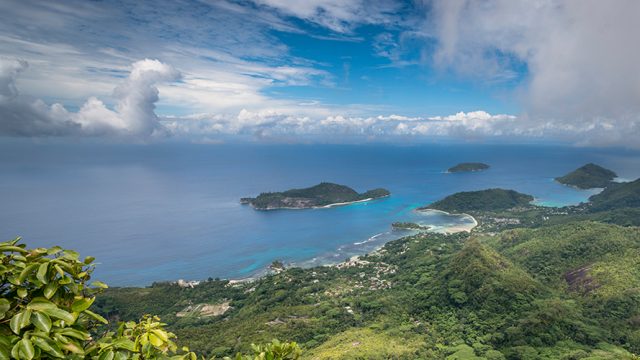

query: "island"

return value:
[447, 162, 490, 173]
[241, 182, 390, 210]
[420, 188, 534, 213]
[555, 163, 617, 189]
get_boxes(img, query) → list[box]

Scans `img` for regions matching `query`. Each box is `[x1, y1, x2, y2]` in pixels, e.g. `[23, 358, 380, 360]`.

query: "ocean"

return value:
[2, 141, 639, 286]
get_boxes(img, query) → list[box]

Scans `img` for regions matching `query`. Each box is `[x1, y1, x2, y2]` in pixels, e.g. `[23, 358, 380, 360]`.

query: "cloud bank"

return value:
[162, 110, 524, 143]
[1, 0, 639, 147]
[424, 0, 640, 146]
[0, 58, 179, 137]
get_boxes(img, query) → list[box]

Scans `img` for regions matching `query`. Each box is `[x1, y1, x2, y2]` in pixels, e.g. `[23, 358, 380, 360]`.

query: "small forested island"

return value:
[421, 188, 534, 213]
[447, 162, 490, 173]
[555, 163, 617, 189]
[241, 182, 390, 210]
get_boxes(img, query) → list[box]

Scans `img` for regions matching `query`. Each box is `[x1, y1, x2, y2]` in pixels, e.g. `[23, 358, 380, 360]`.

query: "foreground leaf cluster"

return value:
[0, 237, 299, 360]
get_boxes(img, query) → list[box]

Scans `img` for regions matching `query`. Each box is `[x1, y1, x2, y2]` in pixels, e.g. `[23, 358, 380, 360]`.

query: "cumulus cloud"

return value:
[0, 58, 179, 137]
[423, 0, 640, 146]
[161, 109, 523, 143]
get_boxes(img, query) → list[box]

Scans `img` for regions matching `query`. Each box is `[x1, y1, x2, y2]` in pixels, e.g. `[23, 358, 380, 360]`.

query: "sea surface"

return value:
[1, 141, 639, 286]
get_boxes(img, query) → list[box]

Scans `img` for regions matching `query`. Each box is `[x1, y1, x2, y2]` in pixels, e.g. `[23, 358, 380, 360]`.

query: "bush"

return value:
[0, 237, 300, 360]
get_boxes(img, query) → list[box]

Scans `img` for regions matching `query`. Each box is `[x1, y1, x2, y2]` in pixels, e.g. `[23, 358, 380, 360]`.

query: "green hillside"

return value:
[589, 178, 640, 211]
[555, 163, 617, 189]
[422, 188, 534, 213]
[92, 218, 640, 359]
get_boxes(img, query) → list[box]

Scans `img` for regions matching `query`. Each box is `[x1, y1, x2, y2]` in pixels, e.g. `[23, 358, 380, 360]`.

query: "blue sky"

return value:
[264, 26, 521, 116]
[0, 0, 638, 146]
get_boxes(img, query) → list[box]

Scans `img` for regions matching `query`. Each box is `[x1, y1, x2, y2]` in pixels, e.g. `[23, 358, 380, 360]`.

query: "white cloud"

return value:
[0, 58, 179, 137]
[252, 0, 399, 33]
[160, 109, 522, 143]
[0, 0, 335, 116]
[422, 0, 640, 146]
[0, 58, 27, 100]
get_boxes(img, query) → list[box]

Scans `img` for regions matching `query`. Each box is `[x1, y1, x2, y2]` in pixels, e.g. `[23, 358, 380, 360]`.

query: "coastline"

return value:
[250, 194, 390, 211]
[415, 208, 478, 233]
[217, 208, 478, 286]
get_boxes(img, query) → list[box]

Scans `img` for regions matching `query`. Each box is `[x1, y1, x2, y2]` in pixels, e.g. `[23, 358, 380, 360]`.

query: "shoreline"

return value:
[212, 209, 479, 286]
[415, 208, 478, 233]
[250, 194, 390, 211]
[142, 208, 480, 288]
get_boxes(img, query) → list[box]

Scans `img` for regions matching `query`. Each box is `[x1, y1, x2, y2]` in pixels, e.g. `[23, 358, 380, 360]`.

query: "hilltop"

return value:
[241, 182, 390, 210]
[421, 188, 534, 213]
[555, 163, 617, 189]
[589, 178, 640, 211]
[447, 162, 490, 173]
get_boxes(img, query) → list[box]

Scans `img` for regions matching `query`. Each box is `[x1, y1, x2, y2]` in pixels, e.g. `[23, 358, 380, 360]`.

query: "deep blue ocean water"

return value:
[1, 142, 639, 285]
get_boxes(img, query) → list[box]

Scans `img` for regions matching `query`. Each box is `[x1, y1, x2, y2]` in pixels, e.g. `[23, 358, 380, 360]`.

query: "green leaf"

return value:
[111, 339, 136, 352]
[0, 298, 10, 318]
[62, 249, 80, 260]
[10, 310, 31, 334]
[92, 281, 109, 289]
[0, 345, 9, 360]
[0, 245, 28, 254]
[17, 288, 27, 298]
[19, 339, 35, 360]
[36, 262, 49, 284]
[71, 297, 95, 313]
[26, 297, 58, 312]
[84, 309, 108, 324]
[28, 299, 75, 324]
[57, 328, 91, 341]
[31, 311, 52, 333]
[31, 337, 64, 358]
[0, 337, 11, 360]
[46, 246, 62, 256]
[83, 256, 95, 265]
[10, 342, 20, 360]
[98, 350, 115, 360]
[43, 282, 58, 299]
[60, 340, 84, 355]
[40, 307, 75, 324]
[149, 333, 164, 347]
[17, 263, 39, 284]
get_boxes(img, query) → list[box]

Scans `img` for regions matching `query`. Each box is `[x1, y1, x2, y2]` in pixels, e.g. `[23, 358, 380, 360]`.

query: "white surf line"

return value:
[318, 197, 373, 208]
[416, 208, 479, 232]
[354, 232, 385, 245]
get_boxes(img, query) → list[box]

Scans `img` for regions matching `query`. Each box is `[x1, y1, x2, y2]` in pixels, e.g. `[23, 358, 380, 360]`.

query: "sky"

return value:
[0, 0, 639, 146]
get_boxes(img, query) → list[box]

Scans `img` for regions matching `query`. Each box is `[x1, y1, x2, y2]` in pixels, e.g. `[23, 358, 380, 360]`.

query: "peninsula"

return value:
[447, 162, 490, 173]
[241, 182, 390, 210]
[420, 188, 534, 213]
[391, 222, 430, 231]
[555, 163, 617, 189]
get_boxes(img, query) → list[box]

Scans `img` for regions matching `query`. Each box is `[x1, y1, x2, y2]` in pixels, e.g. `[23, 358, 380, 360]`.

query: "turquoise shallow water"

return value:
[1, 142, 639, 285]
